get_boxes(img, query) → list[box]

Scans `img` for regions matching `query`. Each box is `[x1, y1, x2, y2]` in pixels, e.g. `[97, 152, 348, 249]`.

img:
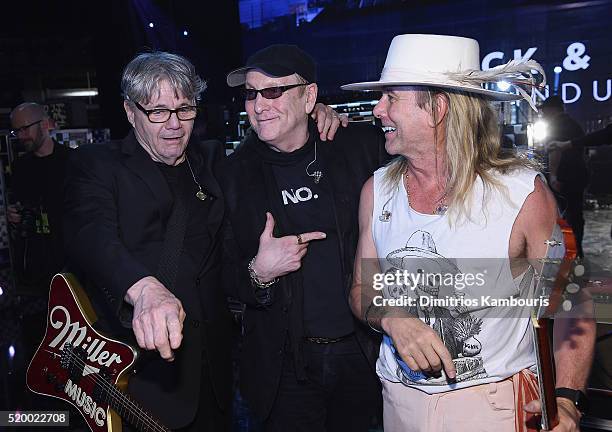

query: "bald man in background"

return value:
[8, 102, 68, 344]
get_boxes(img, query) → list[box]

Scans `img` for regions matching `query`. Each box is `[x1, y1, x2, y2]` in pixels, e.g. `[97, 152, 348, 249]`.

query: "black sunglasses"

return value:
[242, 83, 308, 101]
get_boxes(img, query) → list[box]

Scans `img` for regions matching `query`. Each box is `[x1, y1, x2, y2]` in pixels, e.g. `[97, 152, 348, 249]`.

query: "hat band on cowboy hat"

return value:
[341, 34, 546, 111]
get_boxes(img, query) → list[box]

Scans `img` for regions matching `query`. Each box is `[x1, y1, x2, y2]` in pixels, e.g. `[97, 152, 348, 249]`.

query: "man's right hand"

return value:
[125, 276, 186, 361]
[7, 203, 21, 224]
[251, 212, 326, 282]
[382, 315, 457, 380]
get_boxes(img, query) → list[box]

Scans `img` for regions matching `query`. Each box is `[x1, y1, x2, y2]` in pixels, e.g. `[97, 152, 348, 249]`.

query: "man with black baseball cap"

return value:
[227, 44, 317, 87]
[222, 44, 387, 431]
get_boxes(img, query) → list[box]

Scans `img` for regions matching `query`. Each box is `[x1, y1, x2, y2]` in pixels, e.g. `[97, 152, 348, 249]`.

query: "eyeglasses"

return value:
[10, 120, 43, 137]
[133, 101, 199, 123]
[242, 83, 308, 101]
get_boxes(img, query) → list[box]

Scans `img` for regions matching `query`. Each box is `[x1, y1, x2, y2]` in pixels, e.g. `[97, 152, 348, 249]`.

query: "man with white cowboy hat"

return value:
[347, 34, 595, 432]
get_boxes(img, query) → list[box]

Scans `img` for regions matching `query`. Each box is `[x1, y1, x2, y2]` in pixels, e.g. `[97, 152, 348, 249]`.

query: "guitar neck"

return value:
[532, 317, 558, 431]
[531, 218, 578, 431]
[104, 384, 170, 432]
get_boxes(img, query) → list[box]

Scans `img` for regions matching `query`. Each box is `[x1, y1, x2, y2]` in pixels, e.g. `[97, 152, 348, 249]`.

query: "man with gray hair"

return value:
[63, 50, 342, 431]
[63, 51, 232, 431]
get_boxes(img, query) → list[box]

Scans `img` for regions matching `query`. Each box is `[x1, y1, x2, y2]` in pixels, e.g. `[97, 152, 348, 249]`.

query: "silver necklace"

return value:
[185, 156, 207, 201]
[305, 140, 323, 184]
[404, 171, 447, 215]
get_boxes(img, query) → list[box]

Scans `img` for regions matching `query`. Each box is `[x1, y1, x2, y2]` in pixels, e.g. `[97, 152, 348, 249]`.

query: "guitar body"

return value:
[27, 274, 167, 432]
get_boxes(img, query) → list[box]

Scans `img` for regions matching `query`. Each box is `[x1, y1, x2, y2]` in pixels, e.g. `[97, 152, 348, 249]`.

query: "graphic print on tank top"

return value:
[382, 230, 489, 385]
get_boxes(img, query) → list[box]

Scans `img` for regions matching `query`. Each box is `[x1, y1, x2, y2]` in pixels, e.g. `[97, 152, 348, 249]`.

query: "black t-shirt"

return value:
[11, 143, 68, 291]
[269, 140, 354, 338]
[155, 160, 213, 289]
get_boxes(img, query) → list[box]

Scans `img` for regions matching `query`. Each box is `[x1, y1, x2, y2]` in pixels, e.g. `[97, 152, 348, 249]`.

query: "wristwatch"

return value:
[555, 387, 589, 414]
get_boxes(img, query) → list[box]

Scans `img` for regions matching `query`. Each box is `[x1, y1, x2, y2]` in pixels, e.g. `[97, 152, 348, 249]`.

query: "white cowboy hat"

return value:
[341, 34, 545, 107]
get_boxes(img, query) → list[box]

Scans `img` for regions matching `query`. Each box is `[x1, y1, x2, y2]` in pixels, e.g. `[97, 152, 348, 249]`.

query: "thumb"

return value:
[261, 212, 276, 239]
[523, 399, 542, 414]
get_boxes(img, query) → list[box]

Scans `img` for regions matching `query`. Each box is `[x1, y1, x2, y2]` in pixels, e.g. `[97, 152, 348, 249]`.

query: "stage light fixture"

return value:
[47, 88, 99, 98]
[149, 22, 154, 28]
[497, 81, 511, 91]
[533, 120, 548, 142]
[183, 30, 188, 36]
[554, 66, 562, 74]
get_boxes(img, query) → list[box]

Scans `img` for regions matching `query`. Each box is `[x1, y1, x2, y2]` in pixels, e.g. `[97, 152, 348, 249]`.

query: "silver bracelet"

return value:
[364, 302, 383, 334]
[248, 257, 278, 289]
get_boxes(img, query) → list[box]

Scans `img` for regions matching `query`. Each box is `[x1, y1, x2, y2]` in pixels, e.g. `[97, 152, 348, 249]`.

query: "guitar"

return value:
[27, 273, 171, 432]
[531, 218, 583, 431]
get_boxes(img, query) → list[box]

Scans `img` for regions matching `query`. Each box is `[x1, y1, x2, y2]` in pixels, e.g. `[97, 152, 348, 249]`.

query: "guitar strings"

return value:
[68, 350, 167, 432]
[65, 349, 166, 432]
[60, 348, 169, 432]
[65, 351, 166, 432]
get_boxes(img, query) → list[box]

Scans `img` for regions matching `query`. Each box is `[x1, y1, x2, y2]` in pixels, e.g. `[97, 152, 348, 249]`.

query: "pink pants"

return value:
[382, 371, 539, 432]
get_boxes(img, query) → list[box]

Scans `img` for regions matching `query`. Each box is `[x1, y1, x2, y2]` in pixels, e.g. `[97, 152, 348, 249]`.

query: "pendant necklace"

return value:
[404, 171, 447, 215]
[185, 156, 208, 201]
[305, 140, 323, 184]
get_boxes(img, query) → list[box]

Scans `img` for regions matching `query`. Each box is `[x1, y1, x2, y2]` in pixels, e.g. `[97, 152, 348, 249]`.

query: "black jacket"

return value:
[222, 122, 388, 420]
[63, 132, 232, 429]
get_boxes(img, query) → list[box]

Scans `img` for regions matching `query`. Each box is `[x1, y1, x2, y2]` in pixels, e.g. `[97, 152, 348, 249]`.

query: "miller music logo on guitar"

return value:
[531, 218, 585, 431]
[27, 274, 171, 432]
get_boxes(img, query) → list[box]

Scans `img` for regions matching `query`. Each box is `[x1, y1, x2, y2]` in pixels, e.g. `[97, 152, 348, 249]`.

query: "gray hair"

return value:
[121, 51, 206, 104]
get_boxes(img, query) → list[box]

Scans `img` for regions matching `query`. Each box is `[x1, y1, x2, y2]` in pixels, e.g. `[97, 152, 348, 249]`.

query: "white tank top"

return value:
[372, 164, 541, 393]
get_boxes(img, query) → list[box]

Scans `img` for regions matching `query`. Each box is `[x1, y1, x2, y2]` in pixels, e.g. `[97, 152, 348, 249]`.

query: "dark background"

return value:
[0, 0, 610, 137]
[0, 0, 243, 138]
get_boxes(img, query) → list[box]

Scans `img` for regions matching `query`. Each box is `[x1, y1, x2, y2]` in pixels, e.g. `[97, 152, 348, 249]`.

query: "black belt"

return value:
[303, 332, 354, 344]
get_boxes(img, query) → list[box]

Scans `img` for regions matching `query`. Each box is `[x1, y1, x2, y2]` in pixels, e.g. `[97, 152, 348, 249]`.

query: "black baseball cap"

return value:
[226, 44, 316, 87]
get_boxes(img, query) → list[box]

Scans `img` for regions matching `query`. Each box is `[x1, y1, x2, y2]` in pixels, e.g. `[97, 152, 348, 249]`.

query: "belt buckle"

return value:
[308, 336, 334, 344]
[305, 334, 352, 344]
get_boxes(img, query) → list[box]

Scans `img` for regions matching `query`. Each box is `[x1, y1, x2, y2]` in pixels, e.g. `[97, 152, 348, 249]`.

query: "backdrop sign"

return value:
[483, 42, 610, 105]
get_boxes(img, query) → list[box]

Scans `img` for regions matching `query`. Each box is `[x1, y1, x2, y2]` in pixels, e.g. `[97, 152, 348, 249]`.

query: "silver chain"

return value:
[185, 156, 207, 201]
[404, 170, 447, 215]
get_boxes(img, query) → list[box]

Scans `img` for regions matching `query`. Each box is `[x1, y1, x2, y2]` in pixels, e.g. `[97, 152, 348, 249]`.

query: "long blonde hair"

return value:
[383, 86, 537, 223]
